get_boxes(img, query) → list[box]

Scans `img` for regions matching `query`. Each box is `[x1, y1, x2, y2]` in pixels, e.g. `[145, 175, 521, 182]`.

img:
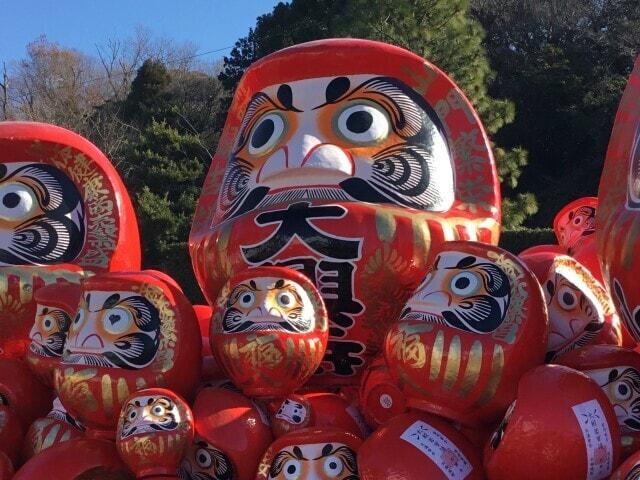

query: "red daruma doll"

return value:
[384, 240, 548, 426]
[25, 282, 81, 386]
[210, 266, 328, 398]
[484, 365, 620, 480]
[54, 270, 201, 438]
[0, 121, 141, 359]
[116, 388, 193, 479]
[189, 38, 503, 387]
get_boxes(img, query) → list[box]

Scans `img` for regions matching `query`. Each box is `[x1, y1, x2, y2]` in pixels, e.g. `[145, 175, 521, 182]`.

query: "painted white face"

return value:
[401, 251, 511, 334]
[544, 261, 605, 355]
[276, 398, 309, 425]
[179, 437, 234, 480]
[217, 74, 454, 221]
[586, 366, 640, 433]
[222, 276, 315, 333]
[267, 442, 358, 480]
[62, 290, 160, 369]
[28, 303, 71, 358]
[0, 162, 85, 265]
[119, 394, 181, 439]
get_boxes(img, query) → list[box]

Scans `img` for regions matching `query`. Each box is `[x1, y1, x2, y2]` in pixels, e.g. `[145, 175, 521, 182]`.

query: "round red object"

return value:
[597, 56, 640, 344]
[210, 266, 328, 398]
[268, 394, 314, 438]
[484, 364, 620, 479]
[385, 240, 548, 426]
[358, 412, 483, 480]
[179, 387, 273, 480]
[554, 196, 598, 254]
[116, 388, 193, 478]
[13, 437, 133, 480]
[610, 449, 640, 479]
[256, 427, 362, 480]
[0, 405, 24, 466]
[0, 452, 13, 480]
[358, 355, 407, 428]
[189, 38, 502, 387]
[54, 270, 202, 437]
[25, 282, 82, 386]
[0, 359, 52, 430]
[304, 392, 370, 438]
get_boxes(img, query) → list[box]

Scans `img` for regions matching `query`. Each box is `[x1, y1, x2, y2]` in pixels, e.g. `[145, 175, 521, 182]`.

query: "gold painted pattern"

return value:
[443, 335, 461, 390]
[459, 340, 483, 398]
[101, 374, 114, 419]
[430, 330, 445, 382]
[477, 344, 505, 406]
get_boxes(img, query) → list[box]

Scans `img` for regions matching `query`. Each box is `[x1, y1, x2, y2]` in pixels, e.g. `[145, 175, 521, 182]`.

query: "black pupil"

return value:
[242, 294, 252, 303]
[562, 292, 575, 305]
[455, 276, 471, 290]
[109, 314, 121, 325]
[2, 192, 21, 209]
[287, 465, 297, 474]
[198, 454, 207, 464]
[619, 384, 629, 395]
[251, 119, 275, 149]
[329, 462, 337, 470]
[346, 110, 373, 134]
[280, 295, 290, 305]
[45, 319, 51, 327]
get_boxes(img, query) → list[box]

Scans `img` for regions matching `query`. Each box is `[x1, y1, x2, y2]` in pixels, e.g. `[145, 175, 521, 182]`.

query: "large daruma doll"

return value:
[0, 122, 141, 358]
[54, 271, 201, 438]
[189, 38, 501, 385]
[598, 55, 640, 343]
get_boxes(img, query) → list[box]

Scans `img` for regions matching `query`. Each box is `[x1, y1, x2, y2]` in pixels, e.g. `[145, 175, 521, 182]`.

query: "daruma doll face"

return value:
[210, 266, 328, 398]
[189, 38, 502, 386]
[384, 240, 548, 426]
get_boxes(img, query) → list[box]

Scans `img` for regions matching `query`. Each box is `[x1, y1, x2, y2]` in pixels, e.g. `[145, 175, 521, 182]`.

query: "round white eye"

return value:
[42, 316, 55, 332]
[0, 183, 37, 221]
[277, 292, 295, 308]
[615, 381, 633, 401]
[336, 102, 390, 144]
[103, 307, 133, 334]
[450, 272, 480, 296]
[323, 455, 343, 477]
[248, 113, 286, 156]
[557, 286, 578, 310]
[283, 459, 301, 479]
[152, 404, 166, 416]
[238, 291, 256, 309]
[71, 309, 85, 331]
[195, 448, 213, 468]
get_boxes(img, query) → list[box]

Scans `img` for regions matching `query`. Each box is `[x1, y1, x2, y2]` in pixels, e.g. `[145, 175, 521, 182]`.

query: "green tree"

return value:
[221, 0, 536, 227]
[126, 120, 207, 301]
[472, 0, 640, 226]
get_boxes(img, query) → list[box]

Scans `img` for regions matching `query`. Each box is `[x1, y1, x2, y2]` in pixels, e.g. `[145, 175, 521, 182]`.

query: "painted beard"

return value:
[222, 306, 310, 333]
[63, 331, 159, 369]
[0, 163, 85, 265]
[217, 75, 453, 222]
[29, 331, 66, 357]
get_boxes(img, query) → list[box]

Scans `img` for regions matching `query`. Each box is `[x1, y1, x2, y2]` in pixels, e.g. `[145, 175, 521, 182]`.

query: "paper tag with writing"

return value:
[400, 420, 472, 480]
[571, 399, 614, 480]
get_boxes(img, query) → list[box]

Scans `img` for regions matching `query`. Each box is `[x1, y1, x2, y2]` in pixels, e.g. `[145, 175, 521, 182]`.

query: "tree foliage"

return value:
[472, 0, 640, 226]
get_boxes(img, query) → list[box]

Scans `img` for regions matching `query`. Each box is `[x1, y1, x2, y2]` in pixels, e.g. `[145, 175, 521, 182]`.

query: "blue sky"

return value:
[0, 0, 282, 65]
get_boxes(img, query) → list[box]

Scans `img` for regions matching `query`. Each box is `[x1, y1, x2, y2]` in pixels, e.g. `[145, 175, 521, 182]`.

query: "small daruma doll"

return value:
[520, 250, 622, 361]
[256, 428, 362, 480]
[384, 240, 548, 426]
[117, 388, 193, 479]
[554, 197, 598, 254]
[25, 282, 81, 386]
[54, 271, 201, 438]
[484, 365, 620, 480]
[210, 266, 328, 398]
[556, 345, 640, 457]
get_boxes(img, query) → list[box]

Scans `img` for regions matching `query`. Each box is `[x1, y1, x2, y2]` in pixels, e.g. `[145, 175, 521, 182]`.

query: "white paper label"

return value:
[380, 394, 393, 409]
[400, 420, 472, 480]
[571, 399, 614, 480]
